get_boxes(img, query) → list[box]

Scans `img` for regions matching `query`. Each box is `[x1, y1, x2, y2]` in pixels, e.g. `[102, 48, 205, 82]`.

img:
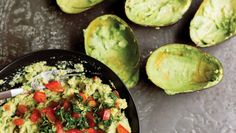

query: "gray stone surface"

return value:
[0, 0, 235, 133]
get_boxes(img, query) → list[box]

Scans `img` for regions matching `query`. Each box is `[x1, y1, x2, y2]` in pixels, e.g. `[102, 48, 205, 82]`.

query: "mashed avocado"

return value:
[0, 62, 131, 133]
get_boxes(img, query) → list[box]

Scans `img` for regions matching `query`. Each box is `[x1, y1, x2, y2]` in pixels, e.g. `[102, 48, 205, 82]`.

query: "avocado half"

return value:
[146, 44, 223, 95]
[190, 0, 236, 47]
[84, 15, 140, 89]
[125, 0, 192, 27]
[56, 0, 103, 14]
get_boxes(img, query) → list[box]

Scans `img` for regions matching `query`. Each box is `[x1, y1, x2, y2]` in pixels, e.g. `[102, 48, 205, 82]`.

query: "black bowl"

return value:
[0, 49, 140, 133]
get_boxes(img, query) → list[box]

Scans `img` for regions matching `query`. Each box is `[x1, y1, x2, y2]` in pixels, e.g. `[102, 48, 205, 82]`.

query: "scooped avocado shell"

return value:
[190, 0, 236, 47]
[84, 15, 140, 89]
[125, 0, 192, 27]
[146, 44, 223, 95]
[56, 0, 103, 14]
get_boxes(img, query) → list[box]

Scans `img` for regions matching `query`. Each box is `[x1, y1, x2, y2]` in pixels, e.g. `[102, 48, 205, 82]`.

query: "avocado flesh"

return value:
[190, 0, 236, 47]
[56, 0, 103, 14]
[125, 0, 192, 27]
[146, 44, 223, 95]
[84, 15, 140, 89]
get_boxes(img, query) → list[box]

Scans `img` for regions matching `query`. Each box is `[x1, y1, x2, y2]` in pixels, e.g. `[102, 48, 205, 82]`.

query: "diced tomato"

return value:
[87, 97, 96, 107]
[98, 109, 111, 120]
[66, 129, 82, 133]
[83, 128, 97, 133]
[86, 112, 95, 128]
[17, 104, 28, 114]
[62, 99, 70, 111]
[115, 99, 120, 108]
[41, 107, 57, 123]
[33, 91, 46, 103]
[45, 81, 64, 92]
[3, 104, 10, 111]
[97, 129, 105, 133]
[30, 109, 41, 123]
[92, 76, 98, 81]
[71, 112, 81, 119]
[79, 92, 87, 103]
[116, 124, 129, 133]
[88, 100, 96, 107]
[13, 118, 24, 126]
[56, 121, 64, 133]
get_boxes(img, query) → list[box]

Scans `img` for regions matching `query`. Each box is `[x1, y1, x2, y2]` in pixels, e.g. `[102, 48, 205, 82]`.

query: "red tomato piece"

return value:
[116, 124, 129, 133]
[13, 118, 24, 126]
[79, 92, 87, 103]
[83, 128, 97, 133]
[46, 108, 57, 124]
[115, 99, 120, 108]
[3, 104, 10, 111]
[97, 129, 105, 133]
[56, 121, 65, 133]
[41, 107, 57, 124]
[71, 112, 81, 119]
[87, 97, 96, 107]
[33, 91, 46, 103]
[62, 99, 70, 111]
[45, 81, 64, 92]
[66, 129, 82, 133]
[98, 109, 111, 120]
[88, 100, 96, 107]
[86, 112, 95, 128]
[103, 109, 111, 120]
[17, 104, 28, 114]
[30, 109, 41, 123]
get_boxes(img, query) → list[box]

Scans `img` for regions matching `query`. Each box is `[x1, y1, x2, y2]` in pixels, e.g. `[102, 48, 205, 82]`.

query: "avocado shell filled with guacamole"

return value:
[56, 0, 103, 14]
[190, 0, 236, 47]
[125, 0, 192, 27]
[146, 44, 223, 95]
[84, 15, 140, 89]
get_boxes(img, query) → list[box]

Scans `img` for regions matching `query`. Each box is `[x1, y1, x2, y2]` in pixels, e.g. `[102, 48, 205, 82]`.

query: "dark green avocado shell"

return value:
[125, 0, 192, 27]
[146, 44, 223, 95]
[84, 15, 140, 89]
[190, 0, 236, 47]
[56, 0, 103, 14]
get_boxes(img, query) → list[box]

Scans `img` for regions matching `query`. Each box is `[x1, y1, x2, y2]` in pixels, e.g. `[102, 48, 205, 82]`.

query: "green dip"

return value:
[0, 62, 131, 133]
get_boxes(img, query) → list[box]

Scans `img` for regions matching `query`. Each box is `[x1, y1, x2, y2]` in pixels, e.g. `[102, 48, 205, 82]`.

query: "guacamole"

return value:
[0, 62, 131, 133]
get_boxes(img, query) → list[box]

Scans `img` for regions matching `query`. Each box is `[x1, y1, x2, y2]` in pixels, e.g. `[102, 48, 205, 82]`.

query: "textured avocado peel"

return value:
[84, 15, 140, 89]
[125, 0, 192, 27]
[146, 44, 223, 95]
[190, 0, 236, 47]
[56, 0, 103, 14]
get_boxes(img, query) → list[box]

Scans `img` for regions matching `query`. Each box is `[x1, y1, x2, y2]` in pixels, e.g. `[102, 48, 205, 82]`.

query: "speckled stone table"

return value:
[0, 0, 235, 132]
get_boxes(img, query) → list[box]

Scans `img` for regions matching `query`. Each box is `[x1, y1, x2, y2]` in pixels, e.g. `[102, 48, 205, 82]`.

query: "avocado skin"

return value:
[84, 15, 140, 89]
[146, 44, 223, 95]
[125, 0, 192, 27]
[190, 0, 236, 47]
[56, 0, 103, 14]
